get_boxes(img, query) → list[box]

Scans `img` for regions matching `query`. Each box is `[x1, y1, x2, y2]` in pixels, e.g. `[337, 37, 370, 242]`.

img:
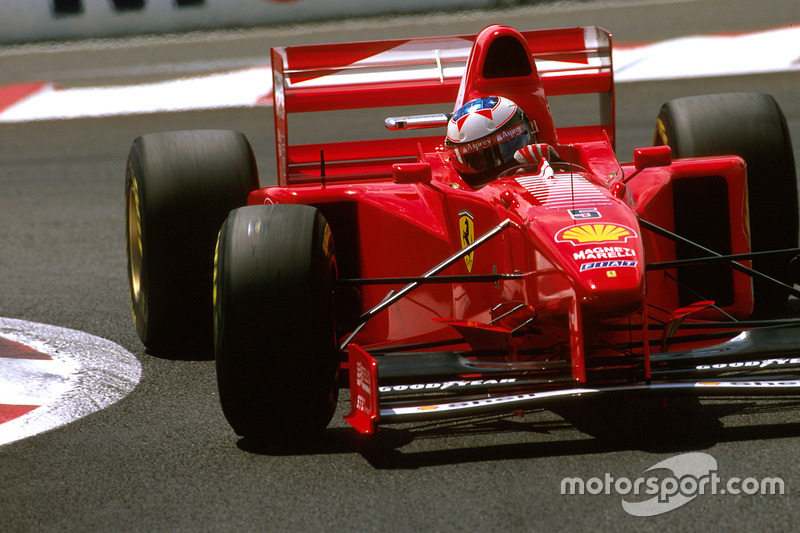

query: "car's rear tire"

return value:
[654, 93, 798, 317]
[125, 130, 259, 355]
[214, 204, 340, 444]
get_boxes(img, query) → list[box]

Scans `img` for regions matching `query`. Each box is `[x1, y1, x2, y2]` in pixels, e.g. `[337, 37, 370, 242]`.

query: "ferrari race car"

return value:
[125, 25, 800, 444]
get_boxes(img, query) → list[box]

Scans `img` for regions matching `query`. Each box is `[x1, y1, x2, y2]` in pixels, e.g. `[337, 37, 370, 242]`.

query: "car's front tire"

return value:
[655, 93, 798, 316]
[214, 204, 340, 444]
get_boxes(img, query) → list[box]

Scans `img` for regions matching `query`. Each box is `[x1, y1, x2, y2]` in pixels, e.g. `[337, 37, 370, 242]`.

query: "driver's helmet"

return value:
[445, 96, 536, 184]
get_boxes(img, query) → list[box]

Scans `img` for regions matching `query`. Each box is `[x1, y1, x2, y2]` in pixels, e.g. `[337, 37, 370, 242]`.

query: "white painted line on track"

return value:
[0, 318, 142, 446]
[0, 357, 75, 406]
[0, 66, 272, 123]
[614, 24, 800, 81]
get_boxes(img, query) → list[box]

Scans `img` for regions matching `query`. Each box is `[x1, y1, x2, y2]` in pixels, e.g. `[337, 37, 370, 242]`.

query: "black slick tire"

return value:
[654, 93, 798, 317]
[214, 204, 340, 444]
[125, 130, 259, 355]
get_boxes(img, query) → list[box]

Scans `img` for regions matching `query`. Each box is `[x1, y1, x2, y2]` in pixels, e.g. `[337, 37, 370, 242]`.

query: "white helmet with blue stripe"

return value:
[445, 96, 536, 185]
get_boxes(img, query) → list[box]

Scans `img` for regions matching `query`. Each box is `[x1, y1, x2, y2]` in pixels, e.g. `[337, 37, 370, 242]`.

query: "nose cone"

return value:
[556, 222, 645, 314]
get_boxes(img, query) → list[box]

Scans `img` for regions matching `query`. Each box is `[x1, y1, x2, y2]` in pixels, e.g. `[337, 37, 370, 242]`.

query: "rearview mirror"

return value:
[393, 162, 432, 184]
[634, 145, 672, 170]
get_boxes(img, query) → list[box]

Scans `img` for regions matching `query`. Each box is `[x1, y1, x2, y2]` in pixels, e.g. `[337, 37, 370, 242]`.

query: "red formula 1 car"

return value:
[126, 25, 800, 444]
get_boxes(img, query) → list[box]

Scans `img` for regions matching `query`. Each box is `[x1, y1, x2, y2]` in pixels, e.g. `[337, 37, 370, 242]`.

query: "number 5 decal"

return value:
[568, 208, 601, 220]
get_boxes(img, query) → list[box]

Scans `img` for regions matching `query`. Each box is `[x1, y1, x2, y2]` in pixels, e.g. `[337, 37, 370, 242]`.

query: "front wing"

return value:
[345, 323, 800, 435]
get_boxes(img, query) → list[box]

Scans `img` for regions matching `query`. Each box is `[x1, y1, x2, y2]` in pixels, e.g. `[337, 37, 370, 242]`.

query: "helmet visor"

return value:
[451, 123, 532, 176]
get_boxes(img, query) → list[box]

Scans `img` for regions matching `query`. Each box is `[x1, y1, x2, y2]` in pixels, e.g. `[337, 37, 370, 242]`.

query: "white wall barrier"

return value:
[1, 0, 497, 44]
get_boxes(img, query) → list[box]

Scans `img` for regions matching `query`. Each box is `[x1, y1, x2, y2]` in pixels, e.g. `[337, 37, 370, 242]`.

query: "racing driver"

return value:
[445, 95, 561, 186]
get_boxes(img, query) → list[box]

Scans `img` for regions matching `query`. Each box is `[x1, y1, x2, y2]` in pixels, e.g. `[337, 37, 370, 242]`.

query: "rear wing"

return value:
[271, 26, 614, 186]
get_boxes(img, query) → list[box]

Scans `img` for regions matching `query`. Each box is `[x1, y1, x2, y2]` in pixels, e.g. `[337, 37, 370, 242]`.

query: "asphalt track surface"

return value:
[2, 0, 800, 530]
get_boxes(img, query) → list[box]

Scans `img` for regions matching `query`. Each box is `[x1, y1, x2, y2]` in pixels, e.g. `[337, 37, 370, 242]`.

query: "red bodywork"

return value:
[255, 25, 759, 434]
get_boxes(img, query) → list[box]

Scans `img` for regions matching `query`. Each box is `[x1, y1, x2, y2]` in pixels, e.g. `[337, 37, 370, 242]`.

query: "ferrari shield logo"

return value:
[459, 210, 475, 273]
